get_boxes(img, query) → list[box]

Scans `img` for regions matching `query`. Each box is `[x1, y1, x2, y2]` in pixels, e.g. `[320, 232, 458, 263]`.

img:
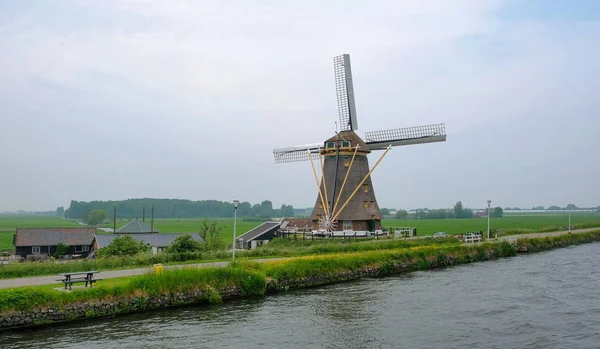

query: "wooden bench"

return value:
[56, 271, 102, 290]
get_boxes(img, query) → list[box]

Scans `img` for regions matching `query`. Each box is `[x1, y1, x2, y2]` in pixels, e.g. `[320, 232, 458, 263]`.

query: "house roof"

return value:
[95, 233, 201, 248]
[237, 221, 281, 242]
[15, 228, 96, 246]
[115, 219, 159, 233]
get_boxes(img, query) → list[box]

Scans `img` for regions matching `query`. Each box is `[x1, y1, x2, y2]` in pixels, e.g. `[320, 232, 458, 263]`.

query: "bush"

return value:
[95, 235, 150, 257]
[166, 235, 203, 253]
[54, 242, 69, 258]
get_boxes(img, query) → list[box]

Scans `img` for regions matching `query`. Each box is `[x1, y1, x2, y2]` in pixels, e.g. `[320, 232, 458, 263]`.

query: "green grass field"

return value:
[1, 212, 599, 252]
[382, 212, 600, 235]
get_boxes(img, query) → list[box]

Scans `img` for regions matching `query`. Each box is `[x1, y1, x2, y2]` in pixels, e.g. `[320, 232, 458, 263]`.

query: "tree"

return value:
[415, 210, 428, 219]
[260, 200, 274, 218]
[492, 207, 503, 218]
[55, 206, 65, 217]
[85, 210, 107, 225]
[198, 218, 225, 251]
[565, 204, 578, 210]
[280, 204, 294, 217]
[453, 201, 474, 218]
[166, 234, 202, 253]
[96, 235, 150, 257]
[250, 204, 262, 217]
[395, 209, 408, 219]
[532, 206, 545, 210]
[54, 242, 69, 258]
[548, 205, 561, 210]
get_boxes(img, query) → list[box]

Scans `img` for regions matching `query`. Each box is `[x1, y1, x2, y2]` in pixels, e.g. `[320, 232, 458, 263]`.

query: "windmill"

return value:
[273, 54, 447, 233]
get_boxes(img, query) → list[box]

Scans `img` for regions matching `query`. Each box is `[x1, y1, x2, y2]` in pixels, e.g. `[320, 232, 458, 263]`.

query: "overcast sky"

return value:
[1, 0, 599, 212]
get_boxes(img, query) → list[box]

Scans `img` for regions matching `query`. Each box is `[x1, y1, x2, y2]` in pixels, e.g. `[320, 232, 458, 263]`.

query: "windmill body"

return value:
[273, 54, 447, 233]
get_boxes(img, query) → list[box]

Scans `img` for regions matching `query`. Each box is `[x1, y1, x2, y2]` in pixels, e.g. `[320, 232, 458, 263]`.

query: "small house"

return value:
[13, 228, 96, 258]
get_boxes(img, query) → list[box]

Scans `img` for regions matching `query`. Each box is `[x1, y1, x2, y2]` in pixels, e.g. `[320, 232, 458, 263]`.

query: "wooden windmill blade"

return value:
[273, 143, 323, 163]
[334, 54, 358, 131]
[364, 123, 447, 150]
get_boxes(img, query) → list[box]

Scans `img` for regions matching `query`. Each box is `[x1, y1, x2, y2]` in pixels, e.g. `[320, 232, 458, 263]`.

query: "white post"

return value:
[487, 200, 492, 240]
[233, 200, 239, 261]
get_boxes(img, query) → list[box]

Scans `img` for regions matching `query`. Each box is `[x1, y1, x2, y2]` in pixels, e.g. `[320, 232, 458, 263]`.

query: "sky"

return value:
[1, 0, 599, 212]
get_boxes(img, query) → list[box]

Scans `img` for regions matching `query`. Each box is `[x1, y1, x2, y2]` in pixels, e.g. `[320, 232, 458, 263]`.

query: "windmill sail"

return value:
[364, 123, 447, 150]
[273, 143, 323, 163]
[334, 54, 358, 131]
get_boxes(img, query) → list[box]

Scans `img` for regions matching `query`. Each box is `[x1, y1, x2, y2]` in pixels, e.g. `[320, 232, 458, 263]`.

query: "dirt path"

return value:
[1, 228, 597, 289]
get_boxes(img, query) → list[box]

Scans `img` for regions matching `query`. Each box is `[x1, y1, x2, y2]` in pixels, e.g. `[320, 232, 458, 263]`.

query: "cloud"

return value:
[0, 0, 598, 211]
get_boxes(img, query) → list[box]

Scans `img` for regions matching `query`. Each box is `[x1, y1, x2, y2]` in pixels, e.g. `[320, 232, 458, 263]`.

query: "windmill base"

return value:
[311, 219, 382, 232]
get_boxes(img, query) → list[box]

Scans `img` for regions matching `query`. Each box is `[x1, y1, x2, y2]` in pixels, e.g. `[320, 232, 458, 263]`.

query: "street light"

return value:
[232, 200, 239, 262]
[487, 200, 492, 240]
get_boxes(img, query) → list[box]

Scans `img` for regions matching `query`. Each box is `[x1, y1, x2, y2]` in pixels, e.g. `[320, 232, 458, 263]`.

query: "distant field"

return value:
[1, 212, 599, 251]
[382, 212, 600, 235]
[0, 216, 80, 232]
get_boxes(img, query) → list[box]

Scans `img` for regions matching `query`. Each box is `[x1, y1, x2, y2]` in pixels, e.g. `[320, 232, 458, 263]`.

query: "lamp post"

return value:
[232, 200, 239, 262]
[487, 200, 492, 240]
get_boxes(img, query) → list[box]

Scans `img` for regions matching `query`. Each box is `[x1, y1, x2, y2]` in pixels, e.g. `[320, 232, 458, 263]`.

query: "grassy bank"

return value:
[0, 242, 514, 312]
[0, 237, 461, 279]
[1, 230, 599, 325]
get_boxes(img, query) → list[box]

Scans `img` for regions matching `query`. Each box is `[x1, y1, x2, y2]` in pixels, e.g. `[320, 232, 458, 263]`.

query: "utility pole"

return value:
[487, 200, 492, 240]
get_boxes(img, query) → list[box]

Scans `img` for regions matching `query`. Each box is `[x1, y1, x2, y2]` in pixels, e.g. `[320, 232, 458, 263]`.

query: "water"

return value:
[2, 243, 599, 349]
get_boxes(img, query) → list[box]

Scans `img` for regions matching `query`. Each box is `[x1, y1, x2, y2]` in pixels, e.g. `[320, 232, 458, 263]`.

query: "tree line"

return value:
[392, 201, 503, 220]
[63, 198, 295, 220]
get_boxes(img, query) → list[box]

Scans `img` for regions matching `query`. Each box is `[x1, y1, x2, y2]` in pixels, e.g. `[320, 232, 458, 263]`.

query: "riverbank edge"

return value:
[1, 231, 599, 331]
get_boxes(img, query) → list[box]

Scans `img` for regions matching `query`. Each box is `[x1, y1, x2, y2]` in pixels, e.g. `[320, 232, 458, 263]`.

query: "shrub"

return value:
[166, 235, 203, 253]
[95, 235, 150, 257]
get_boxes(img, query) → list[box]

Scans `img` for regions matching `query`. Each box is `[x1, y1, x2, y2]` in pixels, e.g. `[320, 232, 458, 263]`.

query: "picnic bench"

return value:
[56, 271, 102, 290]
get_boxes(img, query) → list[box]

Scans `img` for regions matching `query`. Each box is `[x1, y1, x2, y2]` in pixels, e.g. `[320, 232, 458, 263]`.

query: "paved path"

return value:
[1, 228, 597, 289]
[0, 258, 289, 289]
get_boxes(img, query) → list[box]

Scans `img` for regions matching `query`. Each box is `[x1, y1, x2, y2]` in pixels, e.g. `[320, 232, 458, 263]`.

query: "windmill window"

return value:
[344, 157, 350, 167]
[326, 142, 335, 149]
[341, 141, 351, 147]
[371, 201, 375, 208]
[343, 220, 352, 230]
[318, 202, 323, 209]
[371, 215, 377, 220]
[363, 184, 369, 193]
[363, 201, 368, 208]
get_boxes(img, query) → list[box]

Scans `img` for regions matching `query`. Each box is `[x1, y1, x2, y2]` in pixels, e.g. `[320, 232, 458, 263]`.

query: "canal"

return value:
[3, 243, 599, 348]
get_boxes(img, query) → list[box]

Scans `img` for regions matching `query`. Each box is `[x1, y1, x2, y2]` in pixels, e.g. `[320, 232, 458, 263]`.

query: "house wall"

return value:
[15, 245, 93, 258]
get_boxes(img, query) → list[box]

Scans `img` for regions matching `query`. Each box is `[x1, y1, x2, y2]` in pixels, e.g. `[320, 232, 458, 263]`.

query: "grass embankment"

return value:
[0, 238, 461, 279]
[2, 230, 600, 314]
[0, 241, 513, 312]
[0, 268, 265, 312]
